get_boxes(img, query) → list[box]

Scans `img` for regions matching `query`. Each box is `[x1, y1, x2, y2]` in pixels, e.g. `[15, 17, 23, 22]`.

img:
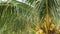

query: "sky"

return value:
[17, 0, 24, 2]
[0, 0, 25, 2]
[17, 0, 25, 3]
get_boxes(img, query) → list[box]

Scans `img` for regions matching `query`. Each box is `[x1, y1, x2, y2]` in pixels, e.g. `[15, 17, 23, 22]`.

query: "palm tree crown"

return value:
[0, 0, 60, 34]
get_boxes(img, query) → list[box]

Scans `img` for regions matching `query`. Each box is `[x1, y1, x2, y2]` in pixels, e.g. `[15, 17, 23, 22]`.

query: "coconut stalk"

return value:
[35, 0, 51, 34]
[43, 0, 50, 34]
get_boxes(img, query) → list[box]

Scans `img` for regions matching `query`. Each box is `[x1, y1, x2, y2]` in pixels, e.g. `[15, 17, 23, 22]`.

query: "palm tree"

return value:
[0, 0, 60, 34]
